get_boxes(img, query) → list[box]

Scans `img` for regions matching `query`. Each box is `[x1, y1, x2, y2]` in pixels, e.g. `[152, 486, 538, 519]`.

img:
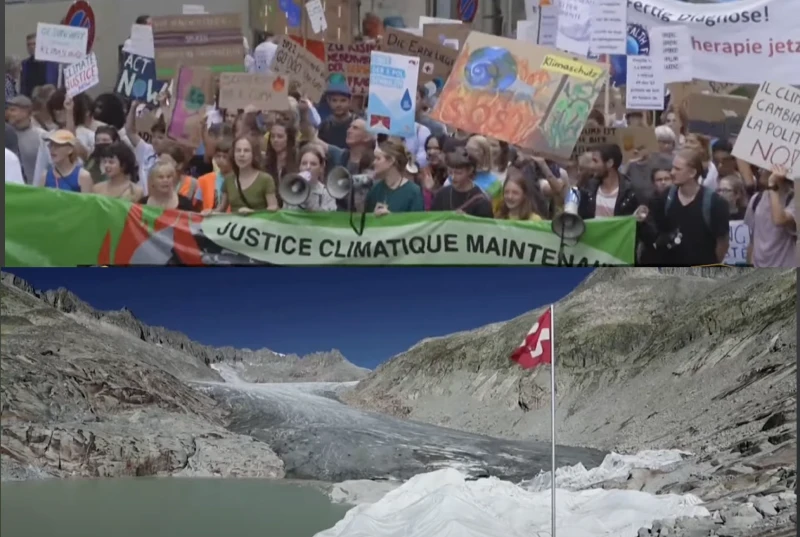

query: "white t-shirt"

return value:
[5, 149, 26, 185]
[595, 187, 618, 218]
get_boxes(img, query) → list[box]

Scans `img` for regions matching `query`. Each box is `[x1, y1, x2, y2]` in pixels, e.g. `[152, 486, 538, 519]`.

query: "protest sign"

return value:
[685, 92, 752, 141]
[733, 82, 800, 179]
[649, 25, 692, 83]
[516, 5, 558, 47]
[366, 52, 419, 138]
[4, 185, 637, 267]
[326, 41, 375, 95]
[64, 52, 99, 98]
[218, 73, 291, 112]
[431, 32, 607, 158]
[134, 110, 159, 143]
[724, 220, 750, 265]
[589, 0, 628, 56]
[167, 66, 213, 147]
[379, 29, 457, 85]
[625, 0, 799, 84]
[626, 55, 665, 110]
[555, 0, 593, 56]
[35, 23, 88, 64]
[262, 0, 350, 41]
[305, 0, 328, 35]
[572, 126, 659, 163]
[421, 22, 472, 51]
[182, 4, 206, 14]
[129, 24, 155, 58]
[115, 53, 166, 106]
[271, 36, 328, 102]
[151, 13, 243, 78]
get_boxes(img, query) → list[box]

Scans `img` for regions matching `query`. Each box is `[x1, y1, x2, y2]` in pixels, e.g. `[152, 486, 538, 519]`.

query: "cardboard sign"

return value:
[262, 0, 352, 42]
[431, 31, 607, 157]
[64, 52, 99, 98]
[35, 23, 88, 64]
[218, 73, 290, 112]
[135, 110, 159, 143]
[724, 220, 750, 266]
[733, 82, 800, 179]
[326, 41, 376, 96]
[685, 92, 752, 142]
[151, 13, 243, 78]
[115, 53, 166, 105]
[167, 66, 214, 147]
[379, 29, 456, 85]
[422, 23, 471, 51]
[271, 36, 328, 102]
[572, 126, 659, 164]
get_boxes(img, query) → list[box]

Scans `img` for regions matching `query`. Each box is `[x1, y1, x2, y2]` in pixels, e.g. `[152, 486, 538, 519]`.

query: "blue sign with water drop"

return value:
[366, 51, 419, 138]
[115, 53, 166, 106]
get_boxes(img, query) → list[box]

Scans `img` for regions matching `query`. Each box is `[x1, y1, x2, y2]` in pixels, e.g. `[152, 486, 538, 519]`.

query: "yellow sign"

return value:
[541, 55, 604, 82]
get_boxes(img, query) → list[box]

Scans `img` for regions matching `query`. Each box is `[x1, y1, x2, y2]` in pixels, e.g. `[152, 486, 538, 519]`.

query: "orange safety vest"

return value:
[196, 172, 230, 212]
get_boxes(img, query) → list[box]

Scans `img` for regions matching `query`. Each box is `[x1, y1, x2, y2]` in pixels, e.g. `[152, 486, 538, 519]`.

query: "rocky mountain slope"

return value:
[344, 268, 797, 530]
[0, 272, 370, 383]
[0, 272, 365, 481]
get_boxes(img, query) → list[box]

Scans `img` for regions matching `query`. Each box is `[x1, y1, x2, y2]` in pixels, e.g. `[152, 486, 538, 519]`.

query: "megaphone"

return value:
[279, 171, 312, 206]
[326, 166, 374, 200]
[551, 187, 585, 245]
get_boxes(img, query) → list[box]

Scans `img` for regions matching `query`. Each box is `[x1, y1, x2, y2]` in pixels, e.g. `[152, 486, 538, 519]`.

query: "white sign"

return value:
[589, 0, 628, 55]
[517, 20, 540, 44]
[63, 52, 99, 98]
[732, 81, 800, 180]
[305, 0, 328, 35]
[366, 52, 419, 138]
[182, 4, 206, 14]
[626, 55, 665, 110]
[35, 23, 88, 64]
[649, 25, 692, 83]
[626, 0, 800, 84]
[521, 6, 559, 47]
[130, 24, 155, 58]
[556, 0, 593, 56]
[724, 220, 750, 265]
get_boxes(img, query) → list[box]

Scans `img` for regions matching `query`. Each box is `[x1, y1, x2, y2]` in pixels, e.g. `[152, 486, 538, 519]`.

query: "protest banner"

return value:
[572, 126, 659, 163]
[732, 81, 800, 179]
[555, 0, 593, 56]
[151, 13, 243, 78]
[366, 51, 419, 138]
[589, 0, 628, 56]
[64, 52, 99, 98]
[271, 36, 328, 103]
[421, 22, 472, 51]
[326, 41, 375, 95]
[115, 53, 166, 106]
[431, 32, 607, 158]
[649, 25, 692, 83]
[685, 92, 752, 141]
[625, 0, 799, 84]
[167, 66, 214, 147]
[724, 220, 750, 266]
[260, 0, 351, 42]
[218, 73, 291, 112]
[379, 29, 457, 86]
[626, 55, 666, 110]
[4, 185, 636, 267]
[35, 23, 88, 64]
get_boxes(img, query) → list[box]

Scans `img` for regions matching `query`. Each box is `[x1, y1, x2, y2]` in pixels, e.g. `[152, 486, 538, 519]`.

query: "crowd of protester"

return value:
[4, 18, 795, 268]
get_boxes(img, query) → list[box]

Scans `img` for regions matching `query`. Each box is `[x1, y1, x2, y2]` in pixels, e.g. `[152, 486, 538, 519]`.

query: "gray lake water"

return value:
[0, 478, 351, 537]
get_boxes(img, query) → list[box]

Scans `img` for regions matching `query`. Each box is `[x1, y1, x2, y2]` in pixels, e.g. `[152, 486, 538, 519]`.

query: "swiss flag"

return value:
[510, 308, 553, 369]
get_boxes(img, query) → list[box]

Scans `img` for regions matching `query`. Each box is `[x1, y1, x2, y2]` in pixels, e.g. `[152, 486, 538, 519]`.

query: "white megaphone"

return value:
[551, 187, 585, 245]
[279, 171, 312, 206]
[326, 166, 374, 200]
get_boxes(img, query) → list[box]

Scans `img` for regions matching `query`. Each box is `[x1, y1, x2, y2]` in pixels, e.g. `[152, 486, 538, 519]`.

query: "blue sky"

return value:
[5, 268, 592, 369]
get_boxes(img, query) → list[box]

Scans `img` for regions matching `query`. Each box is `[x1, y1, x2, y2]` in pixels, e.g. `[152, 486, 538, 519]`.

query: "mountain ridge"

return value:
[0, 272, 370, 383]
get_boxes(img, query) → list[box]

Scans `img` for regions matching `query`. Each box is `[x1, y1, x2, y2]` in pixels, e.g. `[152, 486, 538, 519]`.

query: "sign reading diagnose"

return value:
[35, 22, 88, 63]
[366, 51, 419, 138]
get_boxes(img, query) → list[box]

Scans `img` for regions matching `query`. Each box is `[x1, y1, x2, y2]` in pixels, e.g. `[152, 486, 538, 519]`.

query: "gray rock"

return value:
[753, 496, 778, 517]
[638, 528, 651, 537]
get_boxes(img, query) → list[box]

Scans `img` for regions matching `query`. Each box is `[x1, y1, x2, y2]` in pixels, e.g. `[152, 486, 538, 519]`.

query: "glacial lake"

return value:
[0, 477, 351, 537]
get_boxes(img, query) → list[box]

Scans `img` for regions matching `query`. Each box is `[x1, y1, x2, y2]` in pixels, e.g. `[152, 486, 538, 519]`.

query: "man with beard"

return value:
[577, 143, 640, 220]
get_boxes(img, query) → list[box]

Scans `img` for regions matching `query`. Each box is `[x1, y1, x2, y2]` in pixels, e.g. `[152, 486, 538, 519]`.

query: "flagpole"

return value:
[550, 303, 557, 537]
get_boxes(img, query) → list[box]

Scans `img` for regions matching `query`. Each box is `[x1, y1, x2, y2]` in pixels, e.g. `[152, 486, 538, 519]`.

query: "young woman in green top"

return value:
[365, 138, 425, 216]
[213, 135, 279, 214]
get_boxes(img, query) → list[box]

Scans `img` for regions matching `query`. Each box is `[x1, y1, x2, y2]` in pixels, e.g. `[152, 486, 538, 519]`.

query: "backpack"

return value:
[664, 185, 715, 231]
[752, 190, 794, 212]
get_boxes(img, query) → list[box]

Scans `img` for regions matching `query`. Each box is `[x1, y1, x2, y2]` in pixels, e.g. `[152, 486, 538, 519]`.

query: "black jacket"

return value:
[577, 174, 639, 219]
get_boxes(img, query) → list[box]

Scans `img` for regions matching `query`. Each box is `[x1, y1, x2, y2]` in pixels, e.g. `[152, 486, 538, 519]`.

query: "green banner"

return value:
[5, 185, 636, 266]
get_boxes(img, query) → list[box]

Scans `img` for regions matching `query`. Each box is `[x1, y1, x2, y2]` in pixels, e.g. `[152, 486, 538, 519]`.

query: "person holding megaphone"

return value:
[364, 139, 425, 217]
[281, 145, 337, 212]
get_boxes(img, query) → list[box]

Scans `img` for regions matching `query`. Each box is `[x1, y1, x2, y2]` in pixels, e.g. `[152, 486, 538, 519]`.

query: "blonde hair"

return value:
[465, 135, 493, 172]
[147, 157, 179, 190]
[378, 139, 408, 172]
